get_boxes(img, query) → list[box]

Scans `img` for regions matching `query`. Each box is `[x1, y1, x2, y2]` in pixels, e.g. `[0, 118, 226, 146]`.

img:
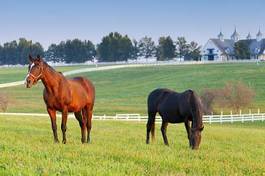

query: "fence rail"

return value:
[0, 112, 264, 123]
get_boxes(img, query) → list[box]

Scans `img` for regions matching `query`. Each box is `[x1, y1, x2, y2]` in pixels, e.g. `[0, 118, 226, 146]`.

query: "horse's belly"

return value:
[167, 117, 184, 123]
[67, 103, 85, 112]
[67, 98, 88, 112]
[159, 111, 185, 123]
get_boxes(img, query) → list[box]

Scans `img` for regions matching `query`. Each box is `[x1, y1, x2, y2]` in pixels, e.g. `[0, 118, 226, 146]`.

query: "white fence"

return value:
[93, 113, 265, 124]
[0, 112, 264, 124]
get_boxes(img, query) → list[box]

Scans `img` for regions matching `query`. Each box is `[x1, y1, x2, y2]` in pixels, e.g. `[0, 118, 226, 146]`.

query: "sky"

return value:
[0, 0, 264, 49]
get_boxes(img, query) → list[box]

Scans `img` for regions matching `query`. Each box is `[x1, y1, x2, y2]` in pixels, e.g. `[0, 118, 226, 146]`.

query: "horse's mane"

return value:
[43, 62, 65, 78]
[190, 91, 203, 128]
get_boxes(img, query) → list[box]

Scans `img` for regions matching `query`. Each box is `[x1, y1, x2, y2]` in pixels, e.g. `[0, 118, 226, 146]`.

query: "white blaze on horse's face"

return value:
[25, 62, 42, 88]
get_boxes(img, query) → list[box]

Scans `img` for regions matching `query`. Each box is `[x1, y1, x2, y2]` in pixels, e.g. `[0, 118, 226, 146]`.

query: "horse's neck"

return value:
[193, 116, 202, 128]
[41, 65, 66, 94]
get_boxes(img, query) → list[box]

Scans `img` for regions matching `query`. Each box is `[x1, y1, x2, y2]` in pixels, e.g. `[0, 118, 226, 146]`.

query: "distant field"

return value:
[0, 116, 264, 175]
[1, 62, 265, 114]
[0, 65, 95, 83]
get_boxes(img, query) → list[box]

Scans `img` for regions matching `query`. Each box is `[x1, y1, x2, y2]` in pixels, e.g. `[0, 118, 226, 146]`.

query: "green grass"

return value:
[2, 62, 265, 114]
[0, 116, 264, 175]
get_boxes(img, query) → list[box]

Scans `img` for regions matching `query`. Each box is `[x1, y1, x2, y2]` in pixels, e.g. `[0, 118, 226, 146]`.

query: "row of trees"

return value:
[45, 39, 96, 63]
[0, 32, 202, 65]
[0, 38, 44, 65]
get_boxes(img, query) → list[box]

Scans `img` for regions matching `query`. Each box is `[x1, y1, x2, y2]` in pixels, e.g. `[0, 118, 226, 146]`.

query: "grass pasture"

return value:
[0, 116, 264, 175]
[0, 62, 265, 175]
[2, 62, 265, 114]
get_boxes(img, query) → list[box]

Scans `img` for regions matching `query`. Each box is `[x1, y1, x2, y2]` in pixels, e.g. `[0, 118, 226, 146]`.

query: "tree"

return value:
[234, 40, 251, 59]
[185, 41, 201, 61]
[138, 36, 156, 59]
[157, 36, 175, 61]
[175, 37, 189, 59]
[97, 32, 133, 62]
[130, 39, 139, 60]
[0, 45, 2, 65]
[45, 44, 60, 62]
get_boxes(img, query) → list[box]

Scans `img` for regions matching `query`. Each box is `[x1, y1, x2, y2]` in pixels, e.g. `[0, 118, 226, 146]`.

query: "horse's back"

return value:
[147, 88, 174, 112]
[148, 88, 199, 123]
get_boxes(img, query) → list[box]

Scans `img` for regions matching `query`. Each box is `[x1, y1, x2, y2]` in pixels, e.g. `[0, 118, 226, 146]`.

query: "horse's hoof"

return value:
[54, 140, 59, 143]
[62, 140, 66, 144]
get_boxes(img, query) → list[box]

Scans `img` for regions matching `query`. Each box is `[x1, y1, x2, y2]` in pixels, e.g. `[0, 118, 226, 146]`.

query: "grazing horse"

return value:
[146, 88, 204, 149]
[25, 55, 95, 144]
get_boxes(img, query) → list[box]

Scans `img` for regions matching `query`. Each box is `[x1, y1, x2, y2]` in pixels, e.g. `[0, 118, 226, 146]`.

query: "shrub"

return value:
[0, 93, 8, 112]
[200, 88, 216, 114]
[200, 81, 255, 114]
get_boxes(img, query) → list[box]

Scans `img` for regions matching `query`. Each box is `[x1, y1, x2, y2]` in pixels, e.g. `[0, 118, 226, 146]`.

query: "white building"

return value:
[202, 29, 265, 61]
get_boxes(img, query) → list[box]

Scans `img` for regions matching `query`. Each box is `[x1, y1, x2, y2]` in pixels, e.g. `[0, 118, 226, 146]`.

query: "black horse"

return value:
[146, 88, 204, 149]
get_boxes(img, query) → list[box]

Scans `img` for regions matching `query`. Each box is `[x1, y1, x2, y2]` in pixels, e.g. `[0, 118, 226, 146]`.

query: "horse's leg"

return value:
[61, 108, 68, 144]
[86, 108, 92, 143]
[47, 108, 59, 143]
[81, 108, 87, 144]
[74, 111, 86, 143]
[185, 120, 192, 147]
[161, 121, 169, 146]
[146, 111, 156, 144]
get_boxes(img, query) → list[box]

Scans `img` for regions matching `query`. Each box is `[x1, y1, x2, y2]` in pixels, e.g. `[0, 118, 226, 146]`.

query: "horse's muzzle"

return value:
[25, 79, 33, 88]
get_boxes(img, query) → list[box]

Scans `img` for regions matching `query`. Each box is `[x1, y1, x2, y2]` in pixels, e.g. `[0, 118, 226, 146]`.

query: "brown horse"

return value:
[25, 55, 95, 144]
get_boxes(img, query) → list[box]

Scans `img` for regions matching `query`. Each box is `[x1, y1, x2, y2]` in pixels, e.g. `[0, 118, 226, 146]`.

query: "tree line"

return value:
[0, 31, 248, 65]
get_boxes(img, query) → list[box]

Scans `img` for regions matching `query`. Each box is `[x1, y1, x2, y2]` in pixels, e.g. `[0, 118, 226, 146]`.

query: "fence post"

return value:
[248, 109, 253, 122]
[240, 110, 244, 123]
[230, 110, 233, 123]
[262, 113, 264, 122]
[220, 111, 223, 124]
[104, 114, 106, 120]
[210, 112, 213, 124]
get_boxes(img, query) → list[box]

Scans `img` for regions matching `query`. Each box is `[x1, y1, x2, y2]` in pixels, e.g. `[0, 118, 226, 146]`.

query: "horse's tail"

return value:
[146, 110, 156, 143]
[146, 90, 159, 143]
[80, 77, 95, 110]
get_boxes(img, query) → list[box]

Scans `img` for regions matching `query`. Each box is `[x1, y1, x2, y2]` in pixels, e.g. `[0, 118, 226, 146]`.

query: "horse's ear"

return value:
[36, 55, 43, 63]
[29, 54, 34, 63]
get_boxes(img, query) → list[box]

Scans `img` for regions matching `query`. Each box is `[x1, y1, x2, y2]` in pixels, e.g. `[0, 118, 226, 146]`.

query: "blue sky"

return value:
[0, 0, 264, 49]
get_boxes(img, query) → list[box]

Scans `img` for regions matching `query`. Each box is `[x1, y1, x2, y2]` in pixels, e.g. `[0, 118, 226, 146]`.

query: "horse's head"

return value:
[25, 54, 44, 88]
[190, 125, 204, 150]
